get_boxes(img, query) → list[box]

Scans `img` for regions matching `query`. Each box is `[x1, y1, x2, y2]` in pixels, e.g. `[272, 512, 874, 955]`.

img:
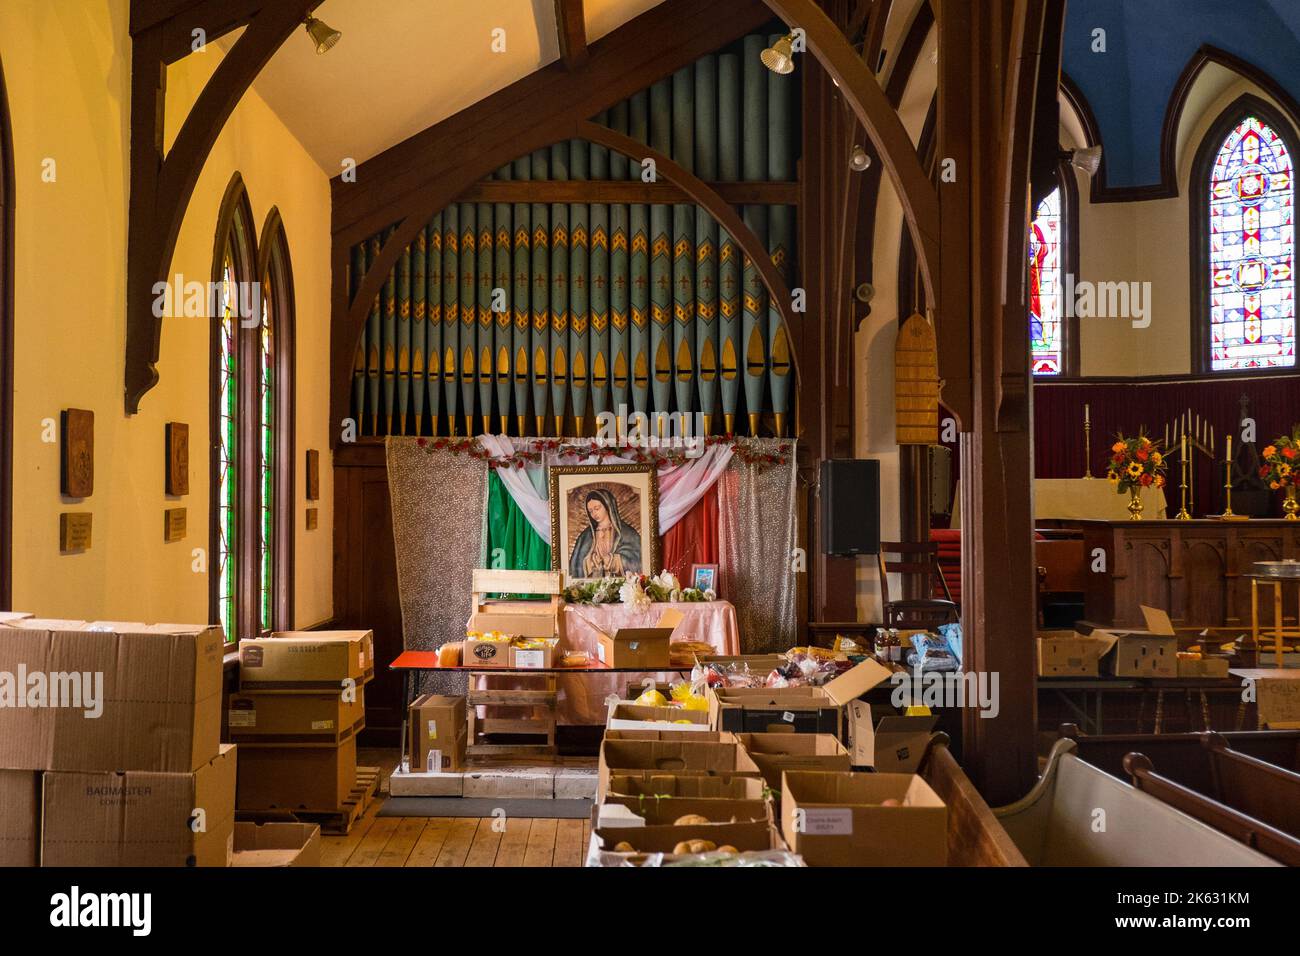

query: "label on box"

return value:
[426, 749, 443, 773]
[782, 711, 795, 723]
[311, 720, 335, 730]
[228, 709, 256, 727]
[804, 808, 853, 835]
[426, 719, 439, 741]
[515, 649, 545, 669]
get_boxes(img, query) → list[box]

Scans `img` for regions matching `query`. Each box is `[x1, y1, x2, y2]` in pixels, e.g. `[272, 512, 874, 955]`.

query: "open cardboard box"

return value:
[591, 818, 780, 857]
[1085, 606, 1178, 678]
[597, 738, 761, 798]
[597, 795, 772, 828]
[781, 769, 947, 867]
[231, 821, 321, 867]
[510, 637, 561, 669]
[734, 733, 852, 788]
[1037, 630, 1115, 677]
[591, 607, 682, 669]
[708, 658, 892, 736]
[604, 772, 767, 801]
[606, 702, 712, 732]
[845, 702, 939, 771]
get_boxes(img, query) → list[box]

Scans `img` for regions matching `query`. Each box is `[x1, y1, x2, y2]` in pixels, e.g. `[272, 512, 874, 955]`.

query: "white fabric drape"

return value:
[477, 434, 733, 540]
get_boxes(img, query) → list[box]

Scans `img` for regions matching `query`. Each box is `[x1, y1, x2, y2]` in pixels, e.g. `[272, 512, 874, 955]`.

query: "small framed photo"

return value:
[690, 563, 718, 595]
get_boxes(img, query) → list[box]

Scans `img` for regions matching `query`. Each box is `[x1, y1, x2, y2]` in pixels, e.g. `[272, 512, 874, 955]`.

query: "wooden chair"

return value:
[876, 541, 959, 629]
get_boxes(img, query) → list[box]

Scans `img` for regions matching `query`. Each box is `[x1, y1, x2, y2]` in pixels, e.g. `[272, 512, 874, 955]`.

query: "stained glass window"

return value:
[1029, 186, 1064, 375]
[1207, 116, 1296, 370]
[217, 250, 238, 643]
[259, 275, 274, 634]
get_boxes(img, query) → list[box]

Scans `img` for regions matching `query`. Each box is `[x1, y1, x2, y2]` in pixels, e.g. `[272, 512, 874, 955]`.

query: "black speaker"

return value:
[820, 459, 880, 556]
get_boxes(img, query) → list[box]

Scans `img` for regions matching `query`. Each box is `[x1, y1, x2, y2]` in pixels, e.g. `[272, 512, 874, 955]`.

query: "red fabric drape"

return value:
[659, 484, 720, 581]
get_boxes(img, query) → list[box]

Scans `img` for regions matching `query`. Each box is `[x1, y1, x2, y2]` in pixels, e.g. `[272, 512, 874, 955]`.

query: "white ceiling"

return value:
[221, 0, 667, 174]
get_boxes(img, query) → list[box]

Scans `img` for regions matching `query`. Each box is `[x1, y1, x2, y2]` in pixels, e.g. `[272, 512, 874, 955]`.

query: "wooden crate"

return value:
[467, 671, 558, 758]
[469, 568, 567, 645]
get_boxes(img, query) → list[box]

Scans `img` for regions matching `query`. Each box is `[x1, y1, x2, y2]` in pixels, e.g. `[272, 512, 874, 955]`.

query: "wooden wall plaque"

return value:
[894, 313, 940, 445]
[165, 422, 189, 495]
[59, 512, 92, 552]
[60, 409, 94, 497]
[305, 507, 318, 531]
[305, 449, 320, 500]
[164, 507, 187, 542]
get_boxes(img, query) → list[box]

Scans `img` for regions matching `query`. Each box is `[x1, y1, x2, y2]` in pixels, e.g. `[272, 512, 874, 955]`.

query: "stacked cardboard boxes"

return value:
[234, 631, 373, 811]
[0, 618, 233, 866]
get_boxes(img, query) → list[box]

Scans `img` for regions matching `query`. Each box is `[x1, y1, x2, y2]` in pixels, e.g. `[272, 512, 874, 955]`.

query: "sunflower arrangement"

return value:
[1258, 428, 1300, 490]
[1106, 433, 1168, 494]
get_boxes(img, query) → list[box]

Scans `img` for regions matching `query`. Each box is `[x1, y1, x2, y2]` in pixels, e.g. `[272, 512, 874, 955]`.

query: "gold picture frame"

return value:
[549, 464, 660, 583]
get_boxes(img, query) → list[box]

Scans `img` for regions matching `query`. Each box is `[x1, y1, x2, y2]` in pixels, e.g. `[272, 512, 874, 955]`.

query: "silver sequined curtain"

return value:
[717, 439, 799, 652]
[386, 438, 488, 694]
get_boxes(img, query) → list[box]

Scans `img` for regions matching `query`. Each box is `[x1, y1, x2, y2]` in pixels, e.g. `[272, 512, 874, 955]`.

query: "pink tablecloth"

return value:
[557, 600, 740, 724]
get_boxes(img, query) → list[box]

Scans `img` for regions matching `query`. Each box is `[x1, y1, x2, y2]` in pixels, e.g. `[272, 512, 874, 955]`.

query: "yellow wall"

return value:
[0, 0, 333, 625]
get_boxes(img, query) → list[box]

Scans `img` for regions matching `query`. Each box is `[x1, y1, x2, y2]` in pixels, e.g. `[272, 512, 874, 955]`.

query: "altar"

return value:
[952, 478, 1167, 524]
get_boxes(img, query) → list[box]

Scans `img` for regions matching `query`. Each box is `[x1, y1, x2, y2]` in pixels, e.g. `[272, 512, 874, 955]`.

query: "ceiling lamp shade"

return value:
[849, 145, 871, 171]
[761, 34, 796, 74]
[1067, 144, 1103, 177]
[304, 16, 341, 55]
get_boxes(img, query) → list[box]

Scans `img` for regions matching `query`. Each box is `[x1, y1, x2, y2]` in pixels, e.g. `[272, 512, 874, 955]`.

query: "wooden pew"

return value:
[1058, 723, 1300, 792]
[1122, 753, 1300, 866]
[994, 738, 1279, 866]
[918, 735, 1027, 866]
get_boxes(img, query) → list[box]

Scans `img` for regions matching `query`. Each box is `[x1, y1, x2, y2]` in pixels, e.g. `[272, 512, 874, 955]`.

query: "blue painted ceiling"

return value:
[1063, 0, 1300, 186]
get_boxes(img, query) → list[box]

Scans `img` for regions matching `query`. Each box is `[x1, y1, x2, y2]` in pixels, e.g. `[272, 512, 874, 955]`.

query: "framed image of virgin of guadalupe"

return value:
[549, 464, 659, 583]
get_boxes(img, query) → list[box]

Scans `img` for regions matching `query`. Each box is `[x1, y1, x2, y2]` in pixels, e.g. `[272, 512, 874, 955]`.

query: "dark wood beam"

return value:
[454, 178, 800, 204]
[125, 0, 319, 413]
[329, 0, 775, 441]
[554, 0, 589, 71]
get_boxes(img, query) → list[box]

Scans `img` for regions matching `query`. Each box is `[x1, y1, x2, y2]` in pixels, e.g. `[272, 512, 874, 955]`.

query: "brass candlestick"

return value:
[1083, 419, 1093, 478]
[1175, 433, 1191, 519]
[1222, 434, 1236, 518]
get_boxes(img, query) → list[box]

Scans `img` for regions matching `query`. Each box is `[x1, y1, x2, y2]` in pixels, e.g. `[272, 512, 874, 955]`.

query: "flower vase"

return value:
[1285, 486, 1299, 521]
[1127, 487, 1143, 521]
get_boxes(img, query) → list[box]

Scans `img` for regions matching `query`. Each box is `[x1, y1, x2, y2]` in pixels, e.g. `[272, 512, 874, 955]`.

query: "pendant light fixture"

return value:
[304, 16, 342, 55]
[760, 33, 796, 74]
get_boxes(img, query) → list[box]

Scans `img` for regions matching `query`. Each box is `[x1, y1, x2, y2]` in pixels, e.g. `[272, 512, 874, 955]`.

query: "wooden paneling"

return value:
[334, 442, 404, 742]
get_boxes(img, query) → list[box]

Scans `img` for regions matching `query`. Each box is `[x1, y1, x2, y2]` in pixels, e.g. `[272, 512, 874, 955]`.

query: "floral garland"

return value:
[564, 571, 715, 608]
[412, 434, 791, 470]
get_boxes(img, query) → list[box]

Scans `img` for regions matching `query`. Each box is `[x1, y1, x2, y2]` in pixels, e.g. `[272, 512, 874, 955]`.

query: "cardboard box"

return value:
[708, 658, 891, 737]
[1093, 606, 1178, 678]
[0, 770, 39, 866]
[601, 795, 772, 827]
[597, 738, 761, 798]
[734, 733, 852, 788]
[231, 821, 321, 867]
[271, 629, 375, 683]
[1176, 655, 1230, 679]
[592, 820, 779, 856]
[781, 770, 947, 867]
[0, 621, 223, 773]
[606, 702, 712, 733]
[604, 772, 767, 801]
[239, 633, 369, 688]
[41, 744, 237, 867]
[510, 637, 560, 669]
[236, 737, 357, 810]
[1037, 630, 1112, 677]
[605, 729, 737, 743]
[408, 694, 467, 772]
[228, 688, 364, 744]
[593, 608, 682, 669]
[845, 702, 939, 771]
[462, 635, 512, 668]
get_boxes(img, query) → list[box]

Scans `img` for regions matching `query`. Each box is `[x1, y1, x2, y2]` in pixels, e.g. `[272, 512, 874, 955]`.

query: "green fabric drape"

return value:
[486, 470, 551, 570]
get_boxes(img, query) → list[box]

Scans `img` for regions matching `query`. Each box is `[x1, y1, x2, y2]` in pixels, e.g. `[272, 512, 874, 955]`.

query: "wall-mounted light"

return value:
[761, 34, 796, 75]
[849, 145, 872, 171]
[1062, 144, 1102, 177]
[304, 16, 341, 55]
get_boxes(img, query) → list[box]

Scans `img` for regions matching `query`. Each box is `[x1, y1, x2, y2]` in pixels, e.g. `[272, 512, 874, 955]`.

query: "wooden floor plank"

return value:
[433, 817, 480, 867]
[494, 817, 533, 867]
[463, 817, 504, 867]
[345, 816, 400, 867]
[522, 818, 558, 867]
[319, 797, 386, 867]
[404, 818, 454, 867]
[553, 818, 584, 868]
[375, 817, 427, 867]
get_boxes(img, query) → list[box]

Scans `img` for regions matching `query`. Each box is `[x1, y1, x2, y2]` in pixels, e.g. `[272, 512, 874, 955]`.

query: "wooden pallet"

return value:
[238, 766, 381, 836]
[467, 670, 557, 758]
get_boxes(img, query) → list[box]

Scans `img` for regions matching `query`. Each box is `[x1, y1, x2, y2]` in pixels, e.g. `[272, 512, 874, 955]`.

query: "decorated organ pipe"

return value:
[569, 138, 590, 436]
[547, 143, 568, 437]
[346, 33, 797, 439]
[492, 166, 513, 433]
[425, 217, 442, 436]
[589, 119, 612, 429]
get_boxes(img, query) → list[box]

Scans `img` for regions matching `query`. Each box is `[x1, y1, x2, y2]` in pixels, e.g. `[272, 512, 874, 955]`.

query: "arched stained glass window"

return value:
[1205, 112, 1296, 371]
[1029, 185, 1064, 375]
[216, 250, 239, 641]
